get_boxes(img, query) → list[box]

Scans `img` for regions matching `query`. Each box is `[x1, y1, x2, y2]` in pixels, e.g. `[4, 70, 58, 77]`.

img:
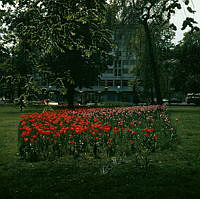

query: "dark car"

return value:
[169, 98, 182, 103]
[186, 93, 200, 105]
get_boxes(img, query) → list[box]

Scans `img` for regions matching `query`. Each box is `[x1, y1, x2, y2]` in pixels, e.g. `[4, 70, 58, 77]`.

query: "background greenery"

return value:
[1, 0, 200, 106]
[0, 105, 200, 199]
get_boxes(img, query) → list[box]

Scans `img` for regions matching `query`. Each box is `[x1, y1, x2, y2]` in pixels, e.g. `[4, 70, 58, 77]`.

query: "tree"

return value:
[172, 30, 200, 94]
[128, 25, 154, 103]
[4, 0, 113, 108]
[154, 24, 176, 101]
[129, 23, 175, 103]
[0, 40, 36, 101]
[110, 0, 199, 104]
[0, 2, 38, 101]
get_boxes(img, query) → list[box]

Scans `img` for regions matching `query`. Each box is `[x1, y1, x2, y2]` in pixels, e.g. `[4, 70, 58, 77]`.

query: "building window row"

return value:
[105, 68, 129, 76]
[99, 80, 129, 87]
[122, 60, 135, 65]
[114, 50, 134, 57]
[113, 59, 135, 67]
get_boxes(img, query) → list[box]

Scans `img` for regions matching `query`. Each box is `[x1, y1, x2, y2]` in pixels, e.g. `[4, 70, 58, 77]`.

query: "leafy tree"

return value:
[129, 23, 175, 103]
[0, 46, 13, 100]
[110, 0, 199, 104]
[128, 26, 154, 103]
[172, 30, 200, 94]
[0, 40, 36, 101]
[0, 2, 37, 101]
[4, 0, 113, 108]
[154, 24, 176, 101]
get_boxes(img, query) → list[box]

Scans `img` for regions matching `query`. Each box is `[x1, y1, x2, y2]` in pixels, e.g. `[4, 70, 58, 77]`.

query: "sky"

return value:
[171, 0, 200, 44]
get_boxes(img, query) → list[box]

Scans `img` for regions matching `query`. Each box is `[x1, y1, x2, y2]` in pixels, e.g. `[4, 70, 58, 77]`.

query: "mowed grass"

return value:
[0, 105, 200, 199]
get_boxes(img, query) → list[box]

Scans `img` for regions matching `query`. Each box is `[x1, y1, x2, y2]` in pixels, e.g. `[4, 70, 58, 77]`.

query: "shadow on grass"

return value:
[0, 158, 200, 199]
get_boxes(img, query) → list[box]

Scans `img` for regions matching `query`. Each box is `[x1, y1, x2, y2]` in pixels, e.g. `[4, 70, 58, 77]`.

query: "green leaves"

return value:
[169, 23, 177, 31]
[172, 30, 200, 93]
[175, 3, 181, 10]
[1, 0, 113, 106]
[187, 6, 196, 14]
[184, 0, 190, 5]
[77, 17, 87, 24]
[181, 17, 198, 30]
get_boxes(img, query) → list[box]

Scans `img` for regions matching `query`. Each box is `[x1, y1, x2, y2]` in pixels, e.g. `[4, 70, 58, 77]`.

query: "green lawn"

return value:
[0, 105, 200, 199]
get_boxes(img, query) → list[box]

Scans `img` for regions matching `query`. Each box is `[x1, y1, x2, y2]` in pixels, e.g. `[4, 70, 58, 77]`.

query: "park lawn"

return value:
[0, 105, 200, 199]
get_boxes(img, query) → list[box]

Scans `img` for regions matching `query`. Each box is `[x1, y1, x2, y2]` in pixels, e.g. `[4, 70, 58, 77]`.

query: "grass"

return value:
[0, 105, 200, 199]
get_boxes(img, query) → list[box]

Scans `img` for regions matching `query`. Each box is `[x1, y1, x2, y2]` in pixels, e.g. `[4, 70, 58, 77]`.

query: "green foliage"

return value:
[22, 76, 41, 102]
[5, 0, 113, 68]
[2, 0, 113, 107]
[172, 30, 200, 93]
[110, 0, 198, 104]
[182, 17, 199, 31]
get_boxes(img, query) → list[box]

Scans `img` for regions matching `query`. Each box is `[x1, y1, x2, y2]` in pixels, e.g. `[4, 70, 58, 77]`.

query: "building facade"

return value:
[12, 26, 136, 104]
[77, 25, 136, 104]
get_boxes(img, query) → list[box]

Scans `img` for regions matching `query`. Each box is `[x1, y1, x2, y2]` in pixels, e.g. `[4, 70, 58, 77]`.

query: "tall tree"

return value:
[172, 30, 200, 94]
[0, 1, 38, 101]
[110, 0, 199, 104]
[0, 44, 34, 101]
[129, 23, 175, 103]
[4, 0, 113, 107]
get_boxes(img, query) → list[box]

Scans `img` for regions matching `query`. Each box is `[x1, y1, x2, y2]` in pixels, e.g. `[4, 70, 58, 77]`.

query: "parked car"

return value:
[186, 93, 200, 105]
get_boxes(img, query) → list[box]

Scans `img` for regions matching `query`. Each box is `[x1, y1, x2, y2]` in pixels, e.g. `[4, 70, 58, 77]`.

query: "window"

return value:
[114, 69, 118, 76]
[115, 33, 122, 40]
[118, 60, 121, 67]
[99, 80, 105, 87]
[123, 60, 129, 65]
[122, 80, 128, 87]
[116, 51, 121, 56]
[114, 60, 121, 68]
[126, 51, 132, 56]
[118, 68, 121, 76]
[114, 68, 122, 76]
[107, 80, 113, 87]
[123, 68, 129, 74]
[115, 80, 121, 87]
[114, 60, 118, 68]
[105, 69, 113, 74]
[129, 60, 135, 65]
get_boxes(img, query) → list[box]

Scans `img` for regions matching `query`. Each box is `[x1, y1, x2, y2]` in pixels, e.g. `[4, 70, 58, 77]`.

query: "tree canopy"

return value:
[1, 0, 113, 107]
[172, 30, 200, 94]
[109, 0, 199, 104]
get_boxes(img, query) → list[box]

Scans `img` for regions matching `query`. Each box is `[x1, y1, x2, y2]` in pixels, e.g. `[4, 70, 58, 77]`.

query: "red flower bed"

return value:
[18, 105, 176, 161]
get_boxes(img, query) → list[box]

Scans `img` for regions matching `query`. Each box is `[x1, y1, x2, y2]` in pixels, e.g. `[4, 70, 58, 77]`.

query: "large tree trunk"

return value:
[17, 79, 22, 98]
[9, 84, 14, 102]
[66, 85, 75, 109]
[143, 21, 162, 105]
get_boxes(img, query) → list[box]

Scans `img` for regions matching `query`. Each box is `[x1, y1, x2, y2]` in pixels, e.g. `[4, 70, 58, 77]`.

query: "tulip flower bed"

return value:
[18, 105, 176, 163]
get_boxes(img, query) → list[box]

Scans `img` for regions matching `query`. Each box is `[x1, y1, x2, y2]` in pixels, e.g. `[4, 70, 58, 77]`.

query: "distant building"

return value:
[77, 25, 136, 104]
[28, 25, 136, 104]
